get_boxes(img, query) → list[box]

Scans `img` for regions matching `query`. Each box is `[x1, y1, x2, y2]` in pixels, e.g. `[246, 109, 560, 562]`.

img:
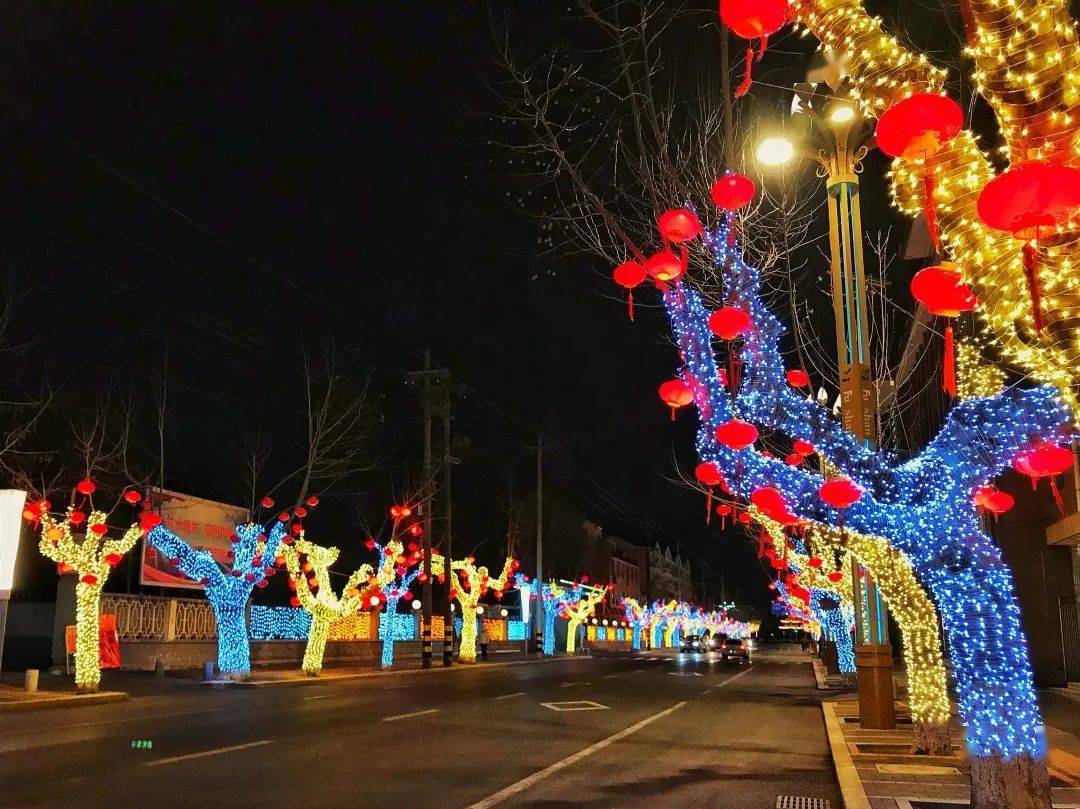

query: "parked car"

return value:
[720, 636, 750, 663]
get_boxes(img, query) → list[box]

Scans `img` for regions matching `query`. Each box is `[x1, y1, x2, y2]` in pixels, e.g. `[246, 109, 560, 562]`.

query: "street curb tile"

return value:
[0, 690, 130, 713]
[201, 655, 595, 689]
[822, 701, 872, 809]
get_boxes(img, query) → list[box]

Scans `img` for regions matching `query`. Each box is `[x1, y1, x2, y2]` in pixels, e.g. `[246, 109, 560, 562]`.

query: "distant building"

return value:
[648, 543, 693, 603]
[583, 521, 646, 620]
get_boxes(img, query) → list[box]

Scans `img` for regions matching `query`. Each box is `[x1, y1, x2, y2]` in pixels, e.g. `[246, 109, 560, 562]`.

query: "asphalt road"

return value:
[0, 645, 840, 808]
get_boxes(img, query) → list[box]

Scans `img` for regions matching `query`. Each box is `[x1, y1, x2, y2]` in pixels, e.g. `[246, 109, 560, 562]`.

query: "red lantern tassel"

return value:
[669, 406, 676, 422]
[627, 290, 635, 322]
[1051, 477, 1065, 515]
[726, 211, 737, 247]
[705, 487, 713, 524]
[922, 171, 940, 253]
[734, 46, 754, 98]
[943, 323, 956, 397]
[756, 34, 769, 63]
[1022, 241, 1045, 333]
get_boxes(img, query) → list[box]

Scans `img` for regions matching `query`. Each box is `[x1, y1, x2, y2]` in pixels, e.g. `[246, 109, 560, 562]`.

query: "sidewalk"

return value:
[0, 678, 128, 713]
[822, 697, 1080, 808]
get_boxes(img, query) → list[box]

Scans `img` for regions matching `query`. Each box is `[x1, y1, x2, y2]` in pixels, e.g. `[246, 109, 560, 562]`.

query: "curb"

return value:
[0, 690, 130, 713]
[822, 701, 871, 809]
[203, 653, 595, 689]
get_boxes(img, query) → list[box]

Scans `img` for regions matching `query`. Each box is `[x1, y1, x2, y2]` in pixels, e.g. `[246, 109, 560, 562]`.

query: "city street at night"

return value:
[1, 649, 839, 809]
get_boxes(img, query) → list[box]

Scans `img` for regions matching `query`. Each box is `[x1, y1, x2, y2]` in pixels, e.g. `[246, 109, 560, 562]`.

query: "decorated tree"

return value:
[282, 536, 370, 675]
[620, 597, 648, 650]
[651, 214, 1068, 804]
[648, 600, 678, 648]
[29, 483, 143, 691]
[559, 582, 609, 655]
[751, 505, 953, 754]
[447, 555, 516, 663]
[362, 522, 430, 669]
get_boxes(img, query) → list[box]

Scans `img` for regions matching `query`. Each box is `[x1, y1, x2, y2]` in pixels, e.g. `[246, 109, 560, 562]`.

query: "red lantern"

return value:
[140, 513, 162, 530]
[827, 571, 843, 583]
[973, 486, 1015, 517]
[1013, 441, 1073, 512]
[658, 379, 694, 421]
[612, 260, 647, 321]
[644, 248, 686, 284]
[910, 262, 977, 396]
[657, 209, 702, 243]
[978, 161, 1080, 332]
[306, 496, 319, 507]
[808, 556, 823, 569]
[80, 574, 98, 586]
[695, 462, 724, 523]
[719, 0, 788, 98]
[819, 478, 863, 509]
[89, 523, 108, 537]
[792, 439, 815, 457]
[786, 369, 810, 389]
[708, 307, 752, 341]
[123, 490, 141, 505]
[711, 173, 756, 211]
[104, 553, 123, 566]
[784, 453, 803, 466]
[294, 506, 308, 518]
[76, 479, 96, 496]
[70, 510, 86, 526]
[750, 486, 798, 525]
[876, 94, 963, 252]
[715, 418, 758, 450]
[260, 496, 274, 508]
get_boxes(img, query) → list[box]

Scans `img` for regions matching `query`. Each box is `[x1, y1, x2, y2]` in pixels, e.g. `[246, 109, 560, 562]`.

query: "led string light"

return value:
[560, 582, 609, 655]
[789, 0, 1080, 416]
[447, 556, 516, 663]
[148, 519, 288, 676]
[249, 605, 311, 640]
[35, 503, 143, 691]
[654, 215, 1070, 761]
[282, 536, 371, 675]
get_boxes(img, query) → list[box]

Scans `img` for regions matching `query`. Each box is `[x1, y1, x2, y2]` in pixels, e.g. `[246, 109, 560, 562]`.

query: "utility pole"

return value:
[406, 351, 450, 669]
[526, 436, 544, 655]
[441, 379, 455, 668]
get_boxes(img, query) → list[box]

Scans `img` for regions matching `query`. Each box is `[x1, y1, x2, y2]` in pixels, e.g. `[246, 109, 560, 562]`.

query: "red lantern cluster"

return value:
[973, 485, 1015, 517]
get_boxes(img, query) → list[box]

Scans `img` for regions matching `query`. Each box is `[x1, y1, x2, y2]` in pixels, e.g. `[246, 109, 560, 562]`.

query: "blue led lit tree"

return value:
[656, 219, 1070, 801]
[620, 597, 647, 650]
[362, 518, 429, 669]
[148, 517, 289, 677]
[809, 589, 855, 675]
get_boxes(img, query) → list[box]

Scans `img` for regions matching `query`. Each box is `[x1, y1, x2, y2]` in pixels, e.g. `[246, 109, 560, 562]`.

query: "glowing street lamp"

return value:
[756, 136, 795, 166]
[0, 490, 27, 671]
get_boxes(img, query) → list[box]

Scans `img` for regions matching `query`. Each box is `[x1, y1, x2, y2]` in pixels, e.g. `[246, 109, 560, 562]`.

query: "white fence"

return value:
[101, 593, 217, 641]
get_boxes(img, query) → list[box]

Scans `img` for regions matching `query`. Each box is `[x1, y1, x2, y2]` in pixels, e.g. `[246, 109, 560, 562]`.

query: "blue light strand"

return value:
[656, 220, 1071, 759]
[249, 606, 312, 640]
[148, 520, 287, 675]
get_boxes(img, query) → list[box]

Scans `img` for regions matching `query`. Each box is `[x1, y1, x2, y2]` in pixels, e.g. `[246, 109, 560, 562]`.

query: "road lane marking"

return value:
[381, 708, 440, 722]
[602, 674, 618, 679]
[467, 701, 687, 808]
[146, 740, 272, 766]
[709, 666, 755, 690]
[558, 681, 576, 687]
[303, 694, 334, 701]
[540, 701, 609, 712]
[494, 692, 525, 700]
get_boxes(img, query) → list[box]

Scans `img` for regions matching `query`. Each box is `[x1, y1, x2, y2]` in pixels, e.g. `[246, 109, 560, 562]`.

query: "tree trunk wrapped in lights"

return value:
[620, 597, 647, 650]
[562, 583, 609, 655]
[147, 519, 288, 678]
[282, 537, 370, 676]
[790, 0, 1080, 418]
[751, 506, 953, 754]
[656, 217, 1068, 808]
[35, 505, 142, 692]
[449, 556, 515, 663]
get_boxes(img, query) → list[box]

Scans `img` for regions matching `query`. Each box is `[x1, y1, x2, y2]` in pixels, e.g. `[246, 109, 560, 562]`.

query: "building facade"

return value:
[648, 543, 693, 603]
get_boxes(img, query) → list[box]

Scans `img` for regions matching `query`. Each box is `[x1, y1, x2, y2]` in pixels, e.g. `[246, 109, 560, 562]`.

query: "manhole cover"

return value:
[776, 798, 830, 809]
[540, 701, 609, 712]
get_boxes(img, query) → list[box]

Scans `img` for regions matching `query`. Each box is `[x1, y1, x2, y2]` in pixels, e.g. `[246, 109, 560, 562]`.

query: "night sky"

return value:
[0, 2, 972, 613]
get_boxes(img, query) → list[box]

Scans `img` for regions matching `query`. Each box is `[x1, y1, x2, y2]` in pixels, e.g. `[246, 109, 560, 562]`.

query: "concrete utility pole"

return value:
[441, 380, 455, 668]
[527, 436, 544, 655]
[406, 351, 450, 669]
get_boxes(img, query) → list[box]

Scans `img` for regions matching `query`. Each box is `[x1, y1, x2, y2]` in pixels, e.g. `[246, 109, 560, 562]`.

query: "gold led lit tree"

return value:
[34, 497, 142, 692]
[751, 507, 953, 755]
[448, 556, 515, 663]
[562, 583, 609, 655]
[791, 0, 1080, 416]
[283, 536, 371, 676]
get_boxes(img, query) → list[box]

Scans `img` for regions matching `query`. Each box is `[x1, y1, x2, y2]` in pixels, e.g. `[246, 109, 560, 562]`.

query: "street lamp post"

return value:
[0, 490, 28, 674]
[756, 79, 896, 730]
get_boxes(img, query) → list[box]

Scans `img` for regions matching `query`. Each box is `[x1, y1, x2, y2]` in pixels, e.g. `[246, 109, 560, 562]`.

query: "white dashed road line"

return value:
[146, 740, 273, 767]
[494, 692, 526, 700]
[381, 708, 440, 722]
